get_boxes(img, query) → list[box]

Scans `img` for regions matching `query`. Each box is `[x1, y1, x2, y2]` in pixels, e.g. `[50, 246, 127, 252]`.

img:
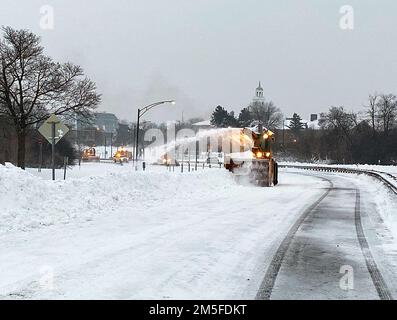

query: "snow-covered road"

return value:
[260, 170, 397, 300]
[0, 164, 396, 299]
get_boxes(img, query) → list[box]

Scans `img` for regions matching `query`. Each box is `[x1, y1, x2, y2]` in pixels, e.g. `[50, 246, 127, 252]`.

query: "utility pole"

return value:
[135, 109, 140, 164]
[133, 124, 136, 164]
[38, 139, 43, 172]
[130, 124, 135, 164]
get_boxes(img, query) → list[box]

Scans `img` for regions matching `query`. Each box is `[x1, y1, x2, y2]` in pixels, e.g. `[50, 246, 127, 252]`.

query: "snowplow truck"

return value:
[113, 149, 131, 163]
[82, 147, 100, 162]
[224, 127, 278, 187]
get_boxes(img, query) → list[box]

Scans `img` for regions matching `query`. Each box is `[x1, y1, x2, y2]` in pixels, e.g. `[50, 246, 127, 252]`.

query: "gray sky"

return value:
[1, 0, 396, 123]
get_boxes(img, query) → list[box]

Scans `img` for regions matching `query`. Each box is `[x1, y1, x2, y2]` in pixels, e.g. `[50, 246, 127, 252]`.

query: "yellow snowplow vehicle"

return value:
[82, 147, 100, 162]
[224, 127, 278, 187]
[113, 148, 132, 163]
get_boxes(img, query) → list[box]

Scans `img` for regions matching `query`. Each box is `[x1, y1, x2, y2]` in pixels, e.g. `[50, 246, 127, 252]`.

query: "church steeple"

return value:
[249, 81, 265, 112]
[255, 81, 264, 99]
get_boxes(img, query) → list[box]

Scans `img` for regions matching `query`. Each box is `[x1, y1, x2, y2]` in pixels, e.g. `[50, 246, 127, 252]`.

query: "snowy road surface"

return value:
[0, 163, 396, 299]
[259, 171, 397, 300]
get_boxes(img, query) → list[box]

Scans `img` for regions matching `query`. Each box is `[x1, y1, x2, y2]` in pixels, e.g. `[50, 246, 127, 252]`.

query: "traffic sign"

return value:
[38, 114, 69, 145]
[38, 114, 70, 181]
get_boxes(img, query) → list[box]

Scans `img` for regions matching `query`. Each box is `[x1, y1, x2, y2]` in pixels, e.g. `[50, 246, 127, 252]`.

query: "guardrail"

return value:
[279, 164, 397, 196]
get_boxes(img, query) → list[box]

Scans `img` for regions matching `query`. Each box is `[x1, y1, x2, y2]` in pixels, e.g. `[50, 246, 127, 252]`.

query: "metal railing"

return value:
[279, 164, 397, 195]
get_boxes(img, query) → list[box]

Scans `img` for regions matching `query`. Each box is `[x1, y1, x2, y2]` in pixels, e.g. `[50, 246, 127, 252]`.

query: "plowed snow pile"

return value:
[0, 163, 236, 234]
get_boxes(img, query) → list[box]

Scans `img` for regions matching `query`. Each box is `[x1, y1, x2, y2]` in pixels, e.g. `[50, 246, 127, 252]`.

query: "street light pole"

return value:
[135, 108, 140, 163]
[130, 124, 135, 164]
[134, 100, 176, 166]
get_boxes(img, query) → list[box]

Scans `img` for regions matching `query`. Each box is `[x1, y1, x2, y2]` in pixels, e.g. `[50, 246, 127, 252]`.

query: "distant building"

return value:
[310, 114, 318, 122]
[73, 114, 94, 131]
[306, 114, 321, 129]
[94, 112, 119, 133]
[192, 119, 212, 131]
[72, 112, 119, 133]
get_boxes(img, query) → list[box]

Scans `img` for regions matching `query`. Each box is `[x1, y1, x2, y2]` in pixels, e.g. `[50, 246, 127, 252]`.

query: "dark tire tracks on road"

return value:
[256, 172, 393, 300]
[255, 176, 333, 300]
[354, 190, 393, 300]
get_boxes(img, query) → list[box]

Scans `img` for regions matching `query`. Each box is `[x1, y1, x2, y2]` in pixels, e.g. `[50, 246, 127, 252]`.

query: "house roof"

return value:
[192, 120, 212, 126]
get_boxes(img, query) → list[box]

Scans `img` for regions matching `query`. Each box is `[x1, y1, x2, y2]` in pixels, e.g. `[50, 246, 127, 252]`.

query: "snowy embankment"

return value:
[280, 161, 397, 188]
[0, 162, 330, 299]
[352, 173, 397, 238]
[0, 163, 235, 234]
[280, 161, 397, 175]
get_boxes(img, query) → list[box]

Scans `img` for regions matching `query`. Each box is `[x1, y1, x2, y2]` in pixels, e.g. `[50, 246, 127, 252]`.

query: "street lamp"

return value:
[135, 100, 176, 164]
[128, 125, 136, 163]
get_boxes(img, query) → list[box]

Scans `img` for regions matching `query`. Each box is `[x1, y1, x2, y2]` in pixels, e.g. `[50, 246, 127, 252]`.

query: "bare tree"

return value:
[376, 94, 396, 137]
[365, 93, 380, 137]
[362, 93, 381, 162]
[321, 106, 357, 131]
[250, 101, 283, 129]
[0, 27, 101, 168]
[320, 106, 358, 162]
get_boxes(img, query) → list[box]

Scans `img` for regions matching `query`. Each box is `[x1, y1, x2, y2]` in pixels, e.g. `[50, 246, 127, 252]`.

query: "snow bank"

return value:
[362, 175, 397, 237]
[280, 161, 397, 189]
[0, 163, 236, 234]
[280, 161, 397, 175]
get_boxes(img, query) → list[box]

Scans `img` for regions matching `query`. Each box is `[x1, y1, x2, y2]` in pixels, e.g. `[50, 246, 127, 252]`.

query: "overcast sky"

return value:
[1, 0, 396, 123]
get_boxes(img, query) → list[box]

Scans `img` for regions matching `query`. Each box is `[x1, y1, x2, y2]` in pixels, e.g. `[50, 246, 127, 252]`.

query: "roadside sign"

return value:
[38, 114, 70, 181]
[38, 114, 69, 145]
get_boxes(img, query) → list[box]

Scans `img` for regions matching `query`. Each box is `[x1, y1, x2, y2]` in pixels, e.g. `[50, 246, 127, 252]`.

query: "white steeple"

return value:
[252, 81, 265, 105]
